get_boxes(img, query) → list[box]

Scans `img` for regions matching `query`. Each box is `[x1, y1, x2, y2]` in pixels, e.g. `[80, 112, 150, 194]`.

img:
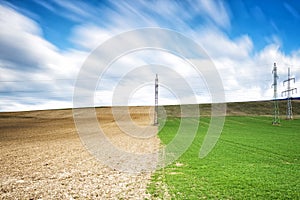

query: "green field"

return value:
[148, 115, 300, 199]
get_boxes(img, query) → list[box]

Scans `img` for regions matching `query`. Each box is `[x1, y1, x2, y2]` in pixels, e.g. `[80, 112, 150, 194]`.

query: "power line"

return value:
[1, 63, 299, 111]
[0, 77, 123, 83]
[0, 62, 284, 84]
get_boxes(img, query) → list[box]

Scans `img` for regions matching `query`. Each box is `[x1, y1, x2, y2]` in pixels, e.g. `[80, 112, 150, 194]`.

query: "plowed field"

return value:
[0, 107, 159, 199]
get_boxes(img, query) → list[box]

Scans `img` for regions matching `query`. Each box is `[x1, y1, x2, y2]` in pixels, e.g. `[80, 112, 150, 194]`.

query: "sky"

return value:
[1, 0, 300, 111]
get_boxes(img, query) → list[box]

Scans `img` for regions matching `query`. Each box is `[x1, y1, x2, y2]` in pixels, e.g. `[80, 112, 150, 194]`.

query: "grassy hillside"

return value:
[148, 116, 300, 199]
[227, 99, 300, 117]
[148, 99, 300, 199]
[161, 99, 300, 118]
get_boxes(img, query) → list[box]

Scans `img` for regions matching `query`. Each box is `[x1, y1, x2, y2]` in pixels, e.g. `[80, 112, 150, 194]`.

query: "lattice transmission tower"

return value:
[282, 67, 297, 120]
[154, 74, 158, 126]
[272, 63, 280, 125]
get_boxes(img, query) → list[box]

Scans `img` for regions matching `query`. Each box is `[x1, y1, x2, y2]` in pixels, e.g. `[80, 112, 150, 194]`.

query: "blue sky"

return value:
[1, 0, 300, 111]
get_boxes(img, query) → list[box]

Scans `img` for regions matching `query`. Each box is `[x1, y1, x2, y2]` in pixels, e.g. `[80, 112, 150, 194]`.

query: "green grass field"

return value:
[148, 116, 300, 199]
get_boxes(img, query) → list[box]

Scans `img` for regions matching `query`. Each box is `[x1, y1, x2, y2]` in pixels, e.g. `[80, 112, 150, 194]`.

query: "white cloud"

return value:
[0, 4, 86, 111]
[1, 1, 300, 112]
[193, 27, 253, 59]
[71, 25, 117, 51]
[0, 4, 57, 68]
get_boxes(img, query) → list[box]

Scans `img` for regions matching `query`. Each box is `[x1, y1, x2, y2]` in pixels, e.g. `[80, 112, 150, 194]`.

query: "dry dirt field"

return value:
[0, 106, 159, 199]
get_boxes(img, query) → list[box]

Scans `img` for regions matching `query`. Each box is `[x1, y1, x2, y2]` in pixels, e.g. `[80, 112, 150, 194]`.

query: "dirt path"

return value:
[0, 107, 159, 199]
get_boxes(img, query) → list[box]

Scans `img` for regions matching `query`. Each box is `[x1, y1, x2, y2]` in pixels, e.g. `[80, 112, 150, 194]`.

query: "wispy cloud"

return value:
[1, 1, 300, 111]
[198, 0, 231, 29]
[284, 2, 300, 19]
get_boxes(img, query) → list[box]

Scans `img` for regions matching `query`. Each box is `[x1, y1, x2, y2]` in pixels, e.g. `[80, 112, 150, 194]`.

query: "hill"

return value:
[1, 100, 299, 198]
[162, 99, 300, 118]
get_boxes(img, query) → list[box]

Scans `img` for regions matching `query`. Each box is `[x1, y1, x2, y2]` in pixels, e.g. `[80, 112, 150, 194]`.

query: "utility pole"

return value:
[282, 67, 297, 120]
[272, 63, 280, 125]
[154, 74, 158, 126]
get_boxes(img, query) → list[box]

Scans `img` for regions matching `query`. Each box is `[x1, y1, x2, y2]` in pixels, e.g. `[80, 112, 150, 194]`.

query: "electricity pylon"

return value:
[272, 63, 280, 125]
[282, 67, 297, 120]
[154, 74, 158, 126]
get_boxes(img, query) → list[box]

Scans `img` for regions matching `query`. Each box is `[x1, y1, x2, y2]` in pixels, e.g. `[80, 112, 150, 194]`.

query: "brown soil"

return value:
[0, 106, 159, 199]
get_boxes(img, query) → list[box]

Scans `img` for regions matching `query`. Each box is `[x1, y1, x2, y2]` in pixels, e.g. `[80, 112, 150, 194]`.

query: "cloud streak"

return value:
[1, 1, 300, 111]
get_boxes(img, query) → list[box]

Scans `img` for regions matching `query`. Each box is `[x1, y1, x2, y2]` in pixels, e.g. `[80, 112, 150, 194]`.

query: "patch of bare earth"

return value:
[0, 106, 159, 199]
